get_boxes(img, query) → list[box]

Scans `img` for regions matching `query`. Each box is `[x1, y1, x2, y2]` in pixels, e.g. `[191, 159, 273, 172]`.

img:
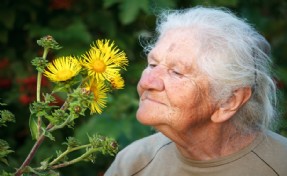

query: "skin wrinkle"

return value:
[137, 28, 257, 161]
[168, 70, 208, 132]
[167, 43, 176, 52]
[104, 8, 285, 176]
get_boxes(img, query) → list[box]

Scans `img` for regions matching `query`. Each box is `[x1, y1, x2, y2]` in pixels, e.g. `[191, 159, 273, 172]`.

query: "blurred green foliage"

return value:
[0, 0, 287, 175]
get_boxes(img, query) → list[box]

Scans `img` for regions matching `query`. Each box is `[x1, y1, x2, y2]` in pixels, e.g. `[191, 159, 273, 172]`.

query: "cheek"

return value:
[167, 80, 212, 118]
[136, 99, 169, 126]
[167, 81, 199, 108]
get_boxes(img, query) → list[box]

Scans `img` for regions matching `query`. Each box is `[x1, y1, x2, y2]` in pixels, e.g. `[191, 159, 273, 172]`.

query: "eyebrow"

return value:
[175, 62, 193, 75]
[148, 49, 195, 73]
[147, 52, 160, 63]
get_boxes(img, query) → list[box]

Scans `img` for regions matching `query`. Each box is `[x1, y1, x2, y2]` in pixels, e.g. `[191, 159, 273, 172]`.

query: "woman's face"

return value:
[137, 29, 216, 133]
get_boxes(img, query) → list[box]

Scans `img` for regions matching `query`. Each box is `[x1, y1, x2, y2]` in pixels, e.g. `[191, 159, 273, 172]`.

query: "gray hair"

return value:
[142, 6, 277, 133]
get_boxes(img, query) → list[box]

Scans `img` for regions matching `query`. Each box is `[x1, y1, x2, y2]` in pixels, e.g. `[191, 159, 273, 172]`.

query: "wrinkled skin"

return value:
[136, 28, 255, 160]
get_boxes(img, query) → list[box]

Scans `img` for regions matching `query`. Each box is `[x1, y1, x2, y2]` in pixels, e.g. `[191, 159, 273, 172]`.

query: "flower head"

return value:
[81, 39, 128, 82]
[84, 79, 109, 114]
[93, 40, 128, 69]
[109, 73, 125, 89]
[44, 56, 81, 82]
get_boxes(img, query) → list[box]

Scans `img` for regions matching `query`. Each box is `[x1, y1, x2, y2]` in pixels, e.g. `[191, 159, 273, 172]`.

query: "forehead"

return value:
[149, 28, 200, 70]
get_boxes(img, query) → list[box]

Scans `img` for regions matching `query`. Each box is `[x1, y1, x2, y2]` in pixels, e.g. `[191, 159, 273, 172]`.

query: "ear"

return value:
[211, 87, 252, 123]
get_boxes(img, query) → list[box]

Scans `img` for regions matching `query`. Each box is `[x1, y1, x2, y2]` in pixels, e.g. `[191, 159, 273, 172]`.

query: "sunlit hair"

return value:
[142, 6, 278, 133]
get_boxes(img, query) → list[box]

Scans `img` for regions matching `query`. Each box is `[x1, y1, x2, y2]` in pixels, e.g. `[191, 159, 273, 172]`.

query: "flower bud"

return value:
[81, 88, 90, 95]
[110, 141, 118, 150]
[74, 106, 81, 113]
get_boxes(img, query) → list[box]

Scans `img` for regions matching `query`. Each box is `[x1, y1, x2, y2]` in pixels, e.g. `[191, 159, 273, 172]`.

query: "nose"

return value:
[138, 66, 165, 92]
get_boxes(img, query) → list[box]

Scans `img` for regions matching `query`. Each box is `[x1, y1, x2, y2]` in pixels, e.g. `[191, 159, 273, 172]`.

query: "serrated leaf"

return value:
[29, 113, 39, 140]
[39, 156, 54, 170]
[0, 158, 9, 165]
[36, 111, 48, 118]
[44, 115, 58, 125]
[42, 128, 55, 141]
[26, 166, 60, 176]
[0, 139, 14, 161]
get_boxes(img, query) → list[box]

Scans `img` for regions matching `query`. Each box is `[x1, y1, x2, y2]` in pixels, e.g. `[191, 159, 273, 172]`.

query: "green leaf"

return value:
[44, 115, 58, 125]
[38, 155, 54, 170]
[119, 0, 149, 25]
[0, 171, 14, 176]
[103, 0, 120, 8]
[29, 113, 39, 140]
[31, 57, 49, 72]
[0, 158, 9, 165]
[0, 139, 14, 166]
[0, 110, 15, 127]
[63, 137, 81, 148]
[24, 166, 60, 176]
[42, 127, 55, 141]
[37, 35, 62, 50]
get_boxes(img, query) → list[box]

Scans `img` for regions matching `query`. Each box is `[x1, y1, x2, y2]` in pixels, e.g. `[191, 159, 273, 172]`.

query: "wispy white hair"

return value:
[143, 6, 277, 133]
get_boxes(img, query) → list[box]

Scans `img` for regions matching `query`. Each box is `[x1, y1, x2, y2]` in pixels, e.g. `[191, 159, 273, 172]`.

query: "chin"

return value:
[136, 110, 157, 126]
[136, 112, 150, 125]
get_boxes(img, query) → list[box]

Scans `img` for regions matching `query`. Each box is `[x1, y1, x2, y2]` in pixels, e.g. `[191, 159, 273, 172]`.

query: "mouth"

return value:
[141, 97, 166, 105]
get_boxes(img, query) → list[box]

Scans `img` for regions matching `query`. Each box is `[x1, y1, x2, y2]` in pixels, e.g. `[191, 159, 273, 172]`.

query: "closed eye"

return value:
[173, 70, 182, 75]
[148, 63, 157, 68]
[169, 69, 184, 78]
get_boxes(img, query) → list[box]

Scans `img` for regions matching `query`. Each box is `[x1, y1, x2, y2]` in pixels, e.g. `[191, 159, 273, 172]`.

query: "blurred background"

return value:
[0, 0, 286, 175]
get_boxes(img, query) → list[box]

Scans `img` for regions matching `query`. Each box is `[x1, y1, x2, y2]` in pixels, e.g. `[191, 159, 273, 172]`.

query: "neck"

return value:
[162, 123, 258, 161]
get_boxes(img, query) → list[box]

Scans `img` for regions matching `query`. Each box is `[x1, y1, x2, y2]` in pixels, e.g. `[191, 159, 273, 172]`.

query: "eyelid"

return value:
[147, 58, 158, 68]
[148, 63, 157, 68]
[169, 69, 184, 77]
[147, 60, 184, 76]
[173, 70, 182, 75]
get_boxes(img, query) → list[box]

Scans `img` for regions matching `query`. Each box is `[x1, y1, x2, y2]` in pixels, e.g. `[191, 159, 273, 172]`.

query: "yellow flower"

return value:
[93, 39, 128, 69]
[81, 39, 128, 82]
[44, 56, 81, 82]
[84, 79, 109, 114]
[109, 73, 125, 89]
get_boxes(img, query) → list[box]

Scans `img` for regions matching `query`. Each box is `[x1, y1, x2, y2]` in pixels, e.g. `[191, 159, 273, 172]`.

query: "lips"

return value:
[140, 94, 166, 105]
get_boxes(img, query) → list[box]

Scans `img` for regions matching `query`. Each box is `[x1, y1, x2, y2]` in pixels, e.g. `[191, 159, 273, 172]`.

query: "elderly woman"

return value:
[105, 6, 287, 176]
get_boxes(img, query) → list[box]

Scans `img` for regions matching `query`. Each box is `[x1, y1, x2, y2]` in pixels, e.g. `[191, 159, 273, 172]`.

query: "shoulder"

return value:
[117, 132, 172, 161]
[105, 132, 172, 176]
[256, 130, 287, 152]
[124, 132, 171, 151]
[253, 130, 287, 175]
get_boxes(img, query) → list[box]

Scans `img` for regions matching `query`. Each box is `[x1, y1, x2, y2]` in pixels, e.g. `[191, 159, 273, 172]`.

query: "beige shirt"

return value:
[105, 130, 287, 176]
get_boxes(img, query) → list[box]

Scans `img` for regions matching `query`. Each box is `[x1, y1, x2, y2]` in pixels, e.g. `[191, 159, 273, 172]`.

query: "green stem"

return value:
[15, 48, 51, 176]
[36, 48, 49, 102]
[36, 72, 42, 102]
[37, 48, 49, 134]
[49, 144, 91, 166]
[49, 147, 102, 170]
[48, 114, 72, 132]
